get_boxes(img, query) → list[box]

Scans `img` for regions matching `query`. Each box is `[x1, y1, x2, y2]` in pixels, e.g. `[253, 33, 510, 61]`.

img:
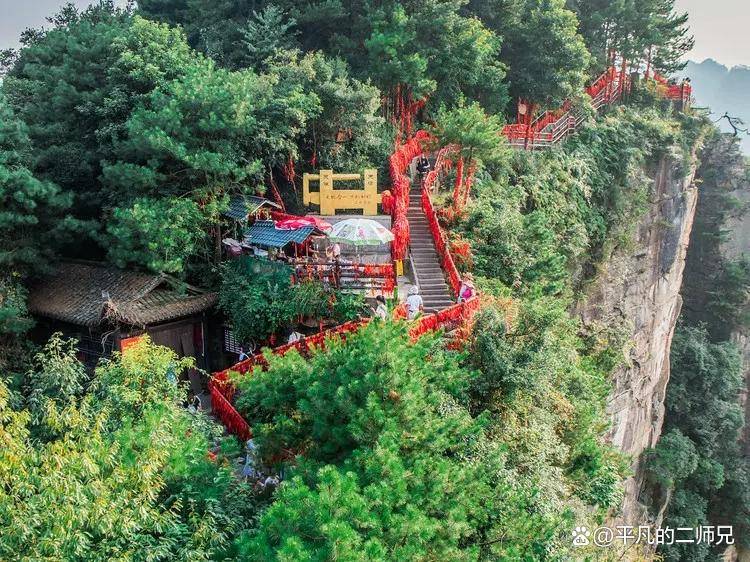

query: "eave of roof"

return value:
[27, 261, 216, 328]
[223, 196, 281, 221]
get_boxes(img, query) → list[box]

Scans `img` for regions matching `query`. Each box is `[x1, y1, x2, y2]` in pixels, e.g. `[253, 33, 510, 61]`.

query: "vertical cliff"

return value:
[579, 153, 699, 524]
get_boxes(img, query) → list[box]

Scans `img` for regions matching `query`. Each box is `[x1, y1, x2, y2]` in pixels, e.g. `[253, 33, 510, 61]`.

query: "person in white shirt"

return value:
[373, 295, 388, 320]
[458, 273, 476, 303]
[406, 286, 424, 320]
[287, 330, 303, 344]
[326, 242, 342, 260]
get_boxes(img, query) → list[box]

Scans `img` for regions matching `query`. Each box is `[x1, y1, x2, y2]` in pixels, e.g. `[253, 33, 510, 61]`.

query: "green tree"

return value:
[681, 132, 750, 340]
[430, 100, 508, 211]
[647, 327, 750, 560]
[0, 95, 78, 277]
[237, 6, 299, 70]
[219, 257, 296, 345]
[141, 0, 510, 116]
[229, 319, 619, 559]
[567, 0, 693, 74]
[102, 59, 316, 202]
[0, 94, 81, 366]
[219, 257, 366, 345]
[267, 51, 391, 175]
[3, 5, 197, 221]
[103, 197, 207, 274]
[496, 0, 590, 109]
[233, 322, 547, 559]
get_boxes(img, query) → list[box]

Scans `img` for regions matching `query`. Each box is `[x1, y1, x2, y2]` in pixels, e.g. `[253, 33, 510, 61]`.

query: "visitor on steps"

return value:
[406, 286, 424, 319]
[373, 295, 389, 320]
[458, 273, 476, 303]
[416, 155, 430, 182]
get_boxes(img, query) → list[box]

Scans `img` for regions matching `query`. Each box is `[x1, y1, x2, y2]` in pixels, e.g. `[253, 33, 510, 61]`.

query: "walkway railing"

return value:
[501, 66, 690, 150]
[502, 67, 626, 149]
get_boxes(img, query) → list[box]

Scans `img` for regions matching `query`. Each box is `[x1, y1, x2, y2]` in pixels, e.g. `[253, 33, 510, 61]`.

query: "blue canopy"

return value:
[243, 221, 315, 248]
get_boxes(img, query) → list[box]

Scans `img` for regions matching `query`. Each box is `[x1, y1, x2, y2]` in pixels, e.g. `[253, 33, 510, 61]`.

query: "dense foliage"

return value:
[645, 132, 750, 560]
[3, 6, 196, 220]
[0, 0, 725, 559]
[1, 2, 388, 276]
[494, 0, 590, 108]
[219, 257, 367, 345]
[139, 0, 511, 114]
[231, 319, 621, 559]
[0, 336, 257, 560]
[681, 133, 750, 340]
[646, 327, 749, 561]
[0, 94, 82, 376]
[457, 102, 702, 296]
[566, 0, 693, 74]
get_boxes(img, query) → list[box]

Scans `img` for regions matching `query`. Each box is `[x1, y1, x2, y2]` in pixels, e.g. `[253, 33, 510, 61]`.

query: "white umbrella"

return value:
[327, 218, 395, 246]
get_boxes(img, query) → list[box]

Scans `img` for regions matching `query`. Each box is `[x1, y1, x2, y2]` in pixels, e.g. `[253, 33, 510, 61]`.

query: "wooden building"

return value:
[27, 261, 217, 393]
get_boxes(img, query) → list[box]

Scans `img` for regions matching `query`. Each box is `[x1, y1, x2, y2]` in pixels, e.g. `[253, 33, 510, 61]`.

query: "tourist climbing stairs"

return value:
[407, 188, 455, 313]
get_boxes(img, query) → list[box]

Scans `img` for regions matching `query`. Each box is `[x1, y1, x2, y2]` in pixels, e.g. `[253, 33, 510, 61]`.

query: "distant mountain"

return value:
[681, 59, 750, 154]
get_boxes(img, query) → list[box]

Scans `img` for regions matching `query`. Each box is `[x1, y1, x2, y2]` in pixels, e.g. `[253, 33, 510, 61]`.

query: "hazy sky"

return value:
[675, 0, 750, 67]
[1, 0, 749, 68]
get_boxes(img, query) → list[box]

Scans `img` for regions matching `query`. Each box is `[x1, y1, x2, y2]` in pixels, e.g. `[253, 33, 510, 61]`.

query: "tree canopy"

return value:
[0, 336, 258, 560]
[3, 6, 197, 220]
[139, 0, 511, 114]
[498, 0, 590, 108]
[567, 0, 694, 74]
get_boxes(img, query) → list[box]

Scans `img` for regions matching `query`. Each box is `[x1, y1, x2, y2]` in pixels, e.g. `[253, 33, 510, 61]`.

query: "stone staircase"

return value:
[407, 189, 455, 312]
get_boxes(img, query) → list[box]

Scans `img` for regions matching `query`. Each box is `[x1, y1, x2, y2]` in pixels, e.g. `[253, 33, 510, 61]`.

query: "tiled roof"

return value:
[27, 261, 217, 327]
[223, 196, 280, 221]
[243, 220, 315, 248]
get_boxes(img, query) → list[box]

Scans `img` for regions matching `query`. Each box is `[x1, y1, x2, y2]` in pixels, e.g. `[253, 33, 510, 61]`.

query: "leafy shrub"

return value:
[219, 257, 296, 344]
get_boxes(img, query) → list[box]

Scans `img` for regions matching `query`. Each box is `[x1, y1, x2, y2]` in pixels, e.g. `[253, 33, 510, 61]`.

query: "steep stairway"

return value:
[407, 188, 455, 312]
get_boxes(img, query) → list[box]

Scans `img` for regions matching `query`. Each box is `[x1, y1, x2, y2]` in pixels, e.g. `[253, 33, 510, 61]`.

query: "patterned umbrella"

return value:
[327, 218, 395, 246]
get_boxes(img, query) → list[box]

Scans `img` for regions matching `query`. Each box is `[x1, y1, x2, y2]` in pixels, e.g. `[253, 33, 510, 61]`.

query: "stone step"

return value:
[421, 289, 451, 297]
[424, 303, 457, 312]
[424, 300, 456, 308]
[420, 282, 450, 289]
[411, 251, 440, 258]
[414, 268, 444, 275]
[424, 296, 455, 304]
[420, 279, 449, 287]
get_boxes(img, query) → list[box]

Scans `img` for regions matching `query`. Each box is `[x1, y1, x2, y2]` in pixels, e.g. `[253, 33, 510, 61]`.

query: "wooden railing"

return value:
[501, 65, 690, 150]
[502, 66, 626, 149]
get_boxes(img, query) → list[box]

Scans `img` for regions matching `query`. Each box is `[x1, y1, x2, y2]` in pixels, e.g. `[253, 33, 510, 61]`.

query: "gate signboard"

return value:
[303, 169, 380, 216]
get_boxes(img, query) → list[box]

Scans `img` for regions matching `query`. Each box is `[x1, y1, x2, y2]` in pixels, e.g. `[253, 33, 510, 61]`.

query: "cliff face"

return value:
[579, 154, 698, 525]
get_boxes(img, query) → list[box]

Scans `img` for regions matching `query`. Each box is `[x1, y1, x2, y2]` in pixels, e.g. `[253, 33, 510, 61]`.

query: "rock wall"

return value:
[579, 154, 698, 525]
